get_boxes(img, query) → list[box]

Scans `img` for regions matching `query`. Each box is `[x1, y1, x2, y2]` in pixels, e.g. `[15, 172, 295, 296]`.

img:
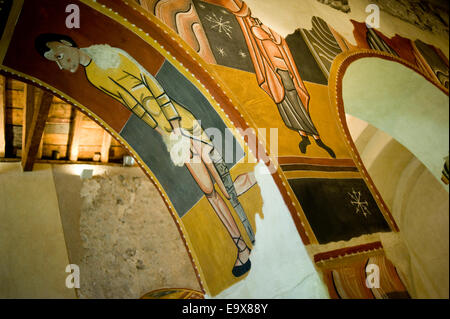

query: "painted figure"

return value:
[203, 0, 335, 158]
[35, 33, 256, 277]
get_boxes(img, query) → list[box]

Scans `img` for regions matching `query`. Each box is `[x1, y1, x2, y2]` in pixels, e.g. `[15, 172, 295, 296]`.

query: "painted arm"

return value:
[141, 72, 182, 130]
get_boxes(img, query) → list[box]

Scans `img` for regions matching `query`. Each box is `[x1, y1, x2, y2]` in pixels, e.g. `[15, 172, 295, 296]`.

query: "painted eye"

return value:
[56, 53, 64, 60]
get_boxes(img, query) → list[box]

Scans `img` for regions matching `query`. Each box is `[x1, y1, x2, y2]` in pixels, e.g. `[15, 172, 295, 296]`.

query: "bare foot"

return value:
[233, 237, 251, 266]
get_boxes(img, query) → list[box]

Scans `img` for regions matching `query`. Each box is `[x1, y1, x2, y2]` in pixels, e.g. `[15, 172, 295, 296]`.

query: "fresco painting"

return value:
[288, 177, 391, 244]
[152, 0, 217, 64]
[285, 29, 329, 86]
[315, 243, 410, 299]
[0, 0, 267, 295]
[198, 0, 337, 159]
[296, 16, 343, 79]
[145, 0, 448, 242]
[351, 20, 449, 90]
[1, 0, 448, 297]
[192, 0, 255, 73]
[413, 39, 449, 89]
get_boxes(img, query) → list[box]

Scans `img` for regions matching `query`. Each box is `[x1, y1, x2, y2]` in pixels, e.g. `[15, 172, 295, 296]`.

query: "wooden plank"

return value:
[10, 125, 22, 148]
[6, 107, 23, 125]
[100, 131, 112, 163]
[67, 109, 83, 161]
[6, 78, 25, 91]
[37, 137, 43, 159]
[52, 96, 65, 104]
[111, 138, 121, 146]
[0, 157, 125, 167]
[6, 89, 25, 108]
[43, 133, 70, 145]
[44, 122, 71, 135]
[81, 118, 102, 129]
[21, 90, 53, 171]
[78, 127, 104, 145]
[48, 103, 72, 119]
[42, 144, 68, 159]
[77, 145, 102, 160]
[109, 145, 128, 160]
[45, 118, 71, 124]
[0, 75, 6, 157]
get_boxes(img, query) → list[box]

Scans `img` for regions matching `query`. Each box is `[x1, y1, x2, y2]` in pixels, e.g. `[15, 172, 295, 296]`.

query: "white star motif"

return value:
[347, 189, 371, 218]
[216, 47, 226, 57]
[238, 50, 247, 58]
[205, 13, 233, 39]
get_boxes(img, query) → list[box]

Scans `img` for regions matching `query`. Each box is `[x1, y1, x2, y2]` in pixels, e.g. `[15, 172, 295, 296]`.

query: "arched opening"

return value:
[330, 51, 449, 298]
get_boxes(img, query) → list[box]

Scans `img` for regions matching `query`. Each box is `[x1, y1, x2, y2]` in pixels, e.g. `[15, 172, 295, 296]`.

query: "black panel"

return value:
[285, 29, 328, 85]
[288, 178, 391, 244]
[193, 0, 254, 73]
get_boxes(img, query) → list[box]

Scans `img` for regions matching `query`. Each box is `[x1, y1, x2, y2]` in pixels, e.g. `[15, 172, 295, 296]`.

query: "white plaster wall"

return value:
[343, 58, 449, 189]
[393, 161, 449, 298]
[211, 162, 330, 299]
[0, 163, 76, 298]
[346, 119, 449, 298]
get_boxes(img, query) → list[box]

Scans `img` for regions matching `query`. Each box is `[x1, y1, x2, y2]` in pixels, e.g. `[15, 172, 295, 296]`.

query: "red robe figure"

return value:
[204, 0, 335, 157]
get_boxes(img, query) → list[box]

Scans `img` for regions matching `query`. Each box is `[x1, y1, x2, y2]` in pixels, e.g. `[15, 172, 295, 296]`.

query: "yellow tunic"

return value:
[83, 48, 202, 138]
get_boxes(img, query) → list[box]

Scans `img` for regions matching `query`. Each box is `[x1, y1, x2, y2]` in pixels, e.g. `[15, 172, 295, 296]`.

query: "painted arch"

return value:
[0, 0, 413, 297]
[329, 50, 449, 188]
[0, 0, 273, 295]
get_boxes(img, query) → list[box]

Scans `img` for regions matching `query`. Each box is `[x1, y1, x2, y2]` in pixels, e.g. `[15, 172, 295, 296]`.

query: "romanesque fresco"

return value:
[0, 0, 269, 296]
[1, 0, 447, 297]
[351, 19, 449, 89]
[315, 242, 410, 299]
[141, 288, 204, 299]
[137, 0, 447, 297]
[288, 178, 390, 244]
[294, 16, 344, 79]
[145, 0, 402, 243]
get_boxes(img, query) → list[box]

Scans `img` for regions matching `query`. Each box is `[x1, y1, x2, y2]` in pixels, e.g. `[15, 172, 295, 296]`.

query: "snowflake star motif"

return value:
[216, 47, 226, 57]
[238, 50, 247, 58]
[205, 13, 233, 39]
[347, 189, 371, 218]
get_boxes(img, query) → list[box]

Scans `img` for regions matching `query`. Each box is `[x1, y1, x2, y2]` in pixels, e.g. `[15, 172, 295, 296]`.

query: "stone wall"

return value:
[77, 173, 200, 298]
[373, 0, 448, 35]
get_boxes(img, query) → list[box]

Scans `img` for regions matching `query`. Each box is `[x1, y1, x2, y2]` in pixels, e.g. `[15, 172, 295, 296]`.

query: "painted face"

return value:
[44, 41, 80, 73]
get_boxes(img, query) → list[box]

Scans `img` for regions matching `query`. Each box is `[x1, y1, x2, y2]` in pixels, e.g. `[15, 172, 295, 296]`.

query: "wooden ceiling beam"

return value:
[67, 109, 83, 162]
[0, 75, 6, 157]
[22, 84, 35, 153]
[100, 131, 112, 163]
[21, 90, 53, 171]
[37, 137, 44, 159]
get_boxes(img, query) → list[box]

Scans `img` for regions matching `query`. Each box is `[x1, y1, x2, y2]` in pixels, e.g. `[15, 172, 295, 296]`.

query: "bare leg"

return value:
[184, 152, 250, 267]
[234, 172, 257, 197]
[192, 139, 255, 245]
[192, 139, 230, 199]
